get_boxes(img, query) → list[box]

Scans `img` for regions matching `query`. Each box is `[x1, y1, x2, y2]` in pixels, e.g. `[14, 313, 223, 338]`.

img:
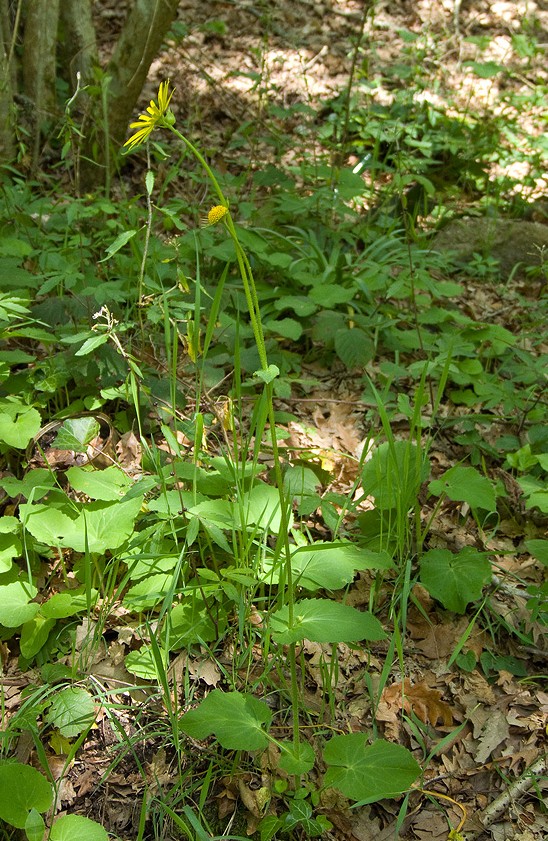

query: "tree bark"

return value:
[22, 0, 60, 170]
[106, 0, 180, 147]
[1, 0, 180, 185]
[0, 2, 14, 162]
[78, 0, 180, 190]
[60, 0, 98, 89]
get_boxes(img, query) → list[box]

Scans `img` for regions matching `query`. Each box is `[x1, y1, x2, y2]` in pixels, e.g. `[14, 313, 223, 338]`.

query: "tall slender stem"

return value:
[166, 124, 299, 738]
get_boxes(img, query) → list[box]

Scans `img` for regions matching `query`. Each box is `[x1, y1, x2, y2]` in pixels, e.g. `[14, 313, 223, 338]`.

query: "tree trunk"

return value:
[60, 0, 98, 90]
[22, 0, 60, 170]
[79, 0, 180, 191]
[0, 2, 14, 162]
[1, 0, 180, 185]
[106, 0, 180, 147]
[58, 0, 99, 191]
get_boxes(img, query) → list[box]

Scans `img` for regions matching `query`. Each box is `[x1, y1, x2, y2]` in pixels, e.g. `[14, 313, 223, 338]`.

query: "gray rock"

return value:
[433, 218, 548, 278]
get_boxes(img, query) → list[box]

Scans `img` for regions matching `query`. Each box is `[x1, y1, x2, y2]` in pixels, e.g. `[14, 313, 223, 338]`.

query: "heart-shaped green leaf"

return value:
[0, 580, 39, 627]
[429, 465, 496, 511]
[50, 814, 109, 841]
[0, 764, 53, 828]
[45, 687, 96, 738]
[323, 735, 420, 803]
[419, 547, 492, 612]
[270, 599, 385, 644]
[179, 690, 272, 750]
[53, 417, 100, 453]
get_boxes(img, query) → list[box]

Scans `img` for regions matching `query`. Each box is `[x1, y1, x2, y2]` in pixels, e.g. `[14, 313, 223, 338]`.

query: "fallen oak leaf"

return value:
[378, 679, 454, 729]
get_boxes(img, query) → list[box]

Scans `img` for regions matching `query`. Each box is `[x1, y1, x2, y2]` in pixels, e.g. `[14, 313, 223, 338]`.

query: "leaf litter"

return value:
[2, 0, 548, 839]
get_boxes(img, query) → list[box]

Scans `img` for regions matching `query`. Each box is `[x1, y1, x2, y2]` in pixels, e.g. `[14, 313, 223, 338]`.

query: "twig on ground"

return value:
[465, 753, 547, 840]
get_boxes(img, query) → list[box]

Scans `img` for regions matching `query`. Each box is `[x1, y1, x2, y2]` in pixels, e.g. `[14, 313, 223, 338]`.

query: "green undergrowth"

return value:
[0, 27, 547, 841]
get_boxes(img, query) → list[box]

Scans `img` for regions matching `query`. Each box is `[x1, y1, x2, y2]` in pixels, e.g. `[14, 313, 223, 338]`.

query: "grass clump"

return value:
[1, 13, 547, 840]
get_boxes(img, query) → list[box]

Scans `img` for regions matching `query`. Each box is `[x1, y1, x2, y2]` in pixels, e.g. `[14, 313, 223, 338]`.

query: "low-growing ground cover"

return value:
[0, 2, 547, 840]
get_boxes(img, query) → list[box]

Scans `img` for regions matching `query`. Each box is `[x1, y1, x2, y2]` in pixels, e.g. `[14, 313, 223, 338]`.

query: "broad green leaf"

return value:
[66, 465, 132, 501]
[262, 542, 392, 590]
[0, 468, 55, 501]
[25, 808, 45, 841]
[334, 327, 374, 369]
[517, 475, 548, 513]
[336, 168, 370, 199]
[239, 482, 284, 534]
[264, 318, 302, 340]
[125, 645, 168, 681]
[233, 225, 268, 254]
[0, 532, 21, 573]
[254, 364, 280, 384]
[20, 614, 56, 659]
[273, 295, 317, 317]
[0, 237, 33, 257]
[259, 814, 283, 841]
[270, 599, 385, 644]
[123, 550, 178, 581]
[165, 600, 217, 647]
[323, 735, 420, 802]
[428, 465, 496, 511]
[0, 764, 53, 828]
[0, 400, 41, 448]
[45, 687, 96, 737]
[0, 580, 39, 626]
[53, 417, 100, 453]
[179, 689, 272, 750]
[20, 589, 88, 657]
[147, 489, 204, 518]
[99, 229, 138, 262]
[278, 741, 315, 775]
[537, 453, 548, 471]
[525, 539, 548, 566]
[464, 60, 505, 78]
[20, 496, 143, 553]
[40, 664, 73, 684]
[419, 547, 492, 613]
[291, 543, 393, 591]
[50, 814, 108, 841]
[19, 502, 79, 546]
[284, 466, 322, 499]
[187, 499, 235, 529]
[309, 285, 355, 307]
[0, 515, 19, 534]
[283, 799, 313, 832]
[123, 572, 174, 610]
[40, 591, 86, 619]
[362, 441, 428, 511]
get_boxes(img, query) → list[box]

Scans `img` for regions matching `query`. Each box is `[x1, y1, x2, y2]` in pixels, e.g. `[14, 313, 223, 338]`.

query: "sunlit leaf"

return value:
[270, 599, 385, 644]
[50, 814, 108, 841]
[323, 735, 420, 802]
[45, 687, 96, 738]
[0, 764, 53, 828]
[179, 690, 272, 750]
[419, 547, 492, 612]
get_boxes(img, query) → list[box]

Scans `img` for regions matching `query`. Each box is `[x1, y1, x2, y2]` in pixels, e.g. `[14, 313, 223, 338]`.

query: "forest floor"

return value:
[3, 1, 548, 840]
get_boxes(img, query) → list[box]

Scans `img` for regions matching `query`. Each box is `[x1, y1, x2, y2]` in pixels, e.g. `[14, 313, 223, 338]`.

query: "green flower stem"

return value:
[165, 125, 299, 736]
[167, 125, 267, 367]
[166, 126, 226, 205]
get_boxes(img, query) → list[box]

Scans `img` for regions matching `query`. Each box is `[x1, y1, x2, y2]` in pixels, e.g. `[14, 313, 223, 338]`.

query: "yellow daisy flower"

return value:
[124, 81, 175, 150]
[202, 205, 229, 226]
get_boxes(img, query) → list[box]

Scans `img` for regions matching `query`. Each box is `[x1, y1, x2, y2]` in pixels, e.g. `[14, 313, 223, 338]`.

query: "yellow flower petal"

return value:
[204, 205, 229, 226]
[123, 81, 175, 150]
